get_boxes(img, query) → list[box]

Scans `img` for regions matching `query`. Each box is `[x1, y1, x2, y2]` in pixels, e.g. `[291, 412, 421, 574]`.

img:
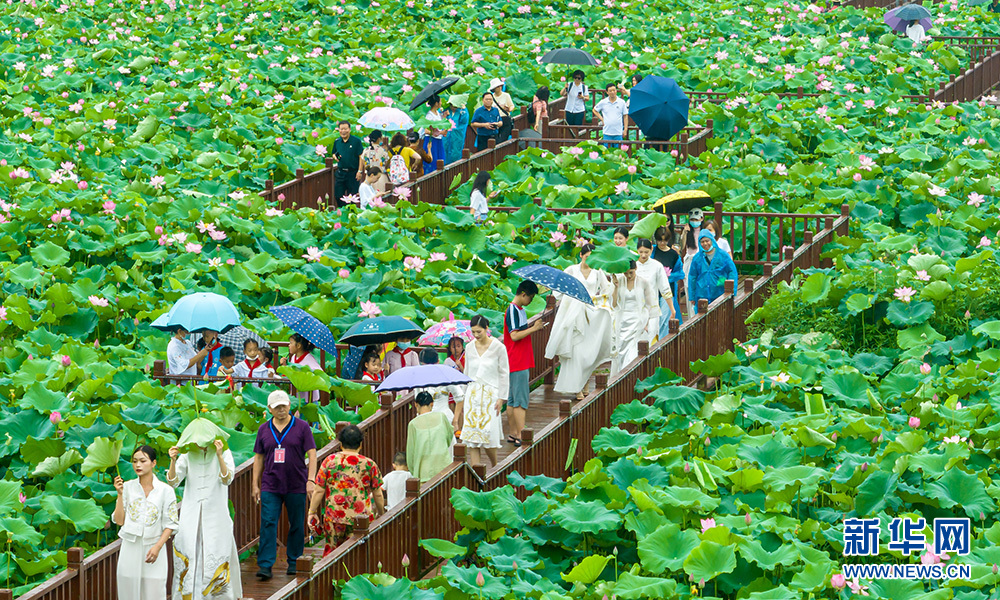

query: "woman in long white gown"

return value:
[611, 261, 660, 375]
[455, 315, 510, 468]
[544, 243, 615, 399]
[167, 421, 243, 600]
[635, 239, 675, 342]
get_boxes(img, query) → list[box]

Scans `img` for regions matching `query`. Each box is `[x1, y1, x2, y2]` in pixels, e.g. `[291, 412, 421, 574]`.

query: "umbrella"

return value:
[884, 5, 932, 32]
[513, 265, 594, 306]
[540, 47, 598, 66]
[410, 76, 460, 111]
[627, 76, 689, 141]
[151, 292, 242, 334]
[969, 0, 989, 5]
[269, 305, 339, 355]
[375, 364, 472, 393]
[652, 190, 715, 215]
[341, 346, 366, 379]
[358, 107, 415, 132]
[340, 316, 425, 346]
[418, 313, 473, 346]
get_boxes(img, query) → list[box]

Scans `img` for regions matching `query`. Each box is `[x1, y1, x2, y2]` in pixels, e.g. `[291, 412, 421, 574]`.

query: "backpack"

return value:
[388, 149, 410, 185]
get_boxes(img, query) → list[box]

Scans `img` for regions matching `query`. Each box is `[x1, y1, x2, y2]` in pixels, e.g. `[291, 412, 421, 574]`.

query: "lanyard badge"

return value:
[270, 417, 294, 464]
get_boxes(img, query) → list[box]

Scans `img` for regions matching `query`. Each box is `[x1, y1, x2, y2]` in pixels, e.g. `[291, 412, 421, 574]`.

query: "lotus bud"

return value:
[993, 564, 998, 575]
[684, 462, 691, 473]
[965, 310, 971, 320]
[27, 354, 33, 361]
[512, 559, 518, 570]
[861, 462, 869, 472]
[94, 339, 100, 348]
[699, 578, 706, 588]
[704, 436, 711, 446]
[920, 363, 931, 375]
[377, 561, 382, 572]
[613, 546, 619, 556]
[689, 574, 695, 581]
[745, 513, 752, 525]
[908, 416, 920, 428]
[401, 554, 409, 567]
[18, 492, 26, 503]
[831, 432, 838, 442]
[61, 355, 72, 367]
[476, 571, 485, 587]
[831, 573, 846, 590]
[980, 512, 985, 521]
[932, 394, 938, 402]
[50, 411, 62, 424]
[957, 402, 963, 410]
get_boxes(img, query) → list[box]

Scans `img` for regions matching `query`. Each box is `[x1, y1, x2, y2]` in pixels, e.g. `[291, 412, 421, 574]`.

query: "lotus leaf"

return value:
[637, 522, 701, 574]
[80, 437, 123, 478]
[176, 418, 230, 454]
[683, 540, 737, 582]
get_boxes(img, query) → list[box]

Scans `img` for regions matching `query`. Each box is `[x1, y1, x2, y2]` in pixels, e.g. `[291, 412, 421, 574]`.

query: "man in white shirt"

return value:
[593, 83, 628, 145]
[486, 77, 516, 141]
[905, 20, 927, 44]
[167, 326, 208, 378]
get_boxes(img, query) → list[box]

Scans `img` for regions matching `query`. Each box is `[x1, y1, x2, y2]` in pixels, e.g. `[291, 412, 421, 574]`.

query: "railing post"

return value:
[594, 372, 608, 393]
[669, 318, 680, 334]
[405, 477, 421, 498]
[763, 264, 774, 277]
[353, 515, 370, 536]
[560, 400, 572, 416]
[68, 547, 84, 570]
[265, 178, 274, 204]
[637, 340, 649, 357]
[783, 247, 794, 261]
[521, 429, 534, 445]
[335, 421, 349, 437]
[743, 278, 754, 295]
[698, 299, 709, 314]
[0, 590, 12, 600]
[295, 556, 313, 582]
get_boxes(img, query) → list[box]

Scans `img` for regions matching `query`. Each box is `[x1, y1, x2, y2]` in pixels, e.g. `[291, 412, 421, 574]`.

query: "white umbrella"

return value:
[358, 107, 415, 132]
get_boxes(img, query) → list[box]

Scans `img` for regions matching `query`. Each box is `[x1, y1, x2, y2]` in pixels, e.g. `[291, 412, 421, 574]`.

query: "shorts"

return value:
[508, 370, 530, 409]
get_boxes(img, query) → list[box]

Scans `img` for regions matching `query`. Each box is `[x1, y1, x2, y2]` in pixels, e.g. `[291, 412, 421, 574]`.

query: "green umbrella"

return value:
[176, 418, 230, 453]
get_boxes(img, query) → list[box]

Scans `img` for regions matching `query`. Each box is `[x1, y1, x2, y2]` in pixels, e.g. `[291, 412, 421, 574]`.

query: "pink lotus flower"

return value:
[303, 247, 323, 262]
[831, 574, 846, 590]
[428, 252, 447, 262]
[564, 147, 584, 156]
[18, 492, 26, 504]
[102, 200, 116, 214]
[89, 295, 109, 307]
[757, 198, 766, 207]
[185, 242, 203, 254]
[967, 192, 985, 208]
[401, 554, 409, 567]
[928, 184, 947, 197]
[51, 209, 72, 223]
[315, 144, 327, 156]
[150, 175, 166, 189]
[770, 372, 790, 384]
[978, 237, 991, 248]
[403, 256, 426, 272]
[700, 518, 716, 532]
[154, 226, 164, 235]
[846, 578, 869, 596]
[333, 222, 342, 230]
[908, 416, 920, 428]
[197, 221, 216, 233]
[338, 268, 350, 278]
[503, 257, 515, 267]
[627, 165, 637, 175]
[394, 186, 412, 199]
[615, 182, 628, 194]
[61, 355, 72, 367]
[78, 180, 88, 190]
[588, 151, 600, 160]
[341, 193, 360, 205]
[50, 411, 62, 424]
[0, 306, 7, 321]
[920, 363, 931, 375]
[893, 287, 916, 303]
[550, 231, 567, 245]
[226, 258, 236, 265]
[209, 230, 227, 241]
[359, 301, 382, 318]
[914, 270, 930, 281]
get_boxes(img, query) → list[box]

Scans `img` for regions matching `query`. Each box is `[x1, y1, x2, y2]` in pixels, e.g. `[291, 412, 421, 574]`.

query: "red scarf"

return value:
[202, 340, 222, 376]
[292, 352, 309, 364]
[244, 358, 262, 373]
[450, 352, 465, 371]
[362, 371, 382, 382]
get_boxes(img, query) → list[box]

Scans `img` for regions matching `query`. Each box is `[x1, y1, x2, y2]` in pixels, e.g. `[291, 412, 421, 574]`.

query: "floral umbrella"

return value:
[358, 107, 415, 132]
[417, 313, 473, 346]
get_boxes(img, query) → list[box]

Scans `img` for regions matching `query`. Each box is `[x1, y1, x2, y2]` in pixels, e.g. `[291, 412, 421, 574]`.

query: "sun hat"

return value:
[267, 390, 291, 408]
[689, 208, 704, 220]
[488, 77, 504, 91]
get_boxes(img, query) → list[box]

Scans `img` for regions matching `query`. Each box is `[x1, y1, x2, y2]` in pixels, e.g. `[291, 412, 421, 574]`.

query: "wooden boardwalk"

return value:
[238, 379, 589, 599]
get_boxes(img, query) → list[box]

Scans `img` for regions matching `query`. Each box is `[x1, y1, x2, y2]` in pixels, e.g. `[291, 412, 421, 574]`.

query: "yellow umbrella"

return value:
[651, 190, 714, 214]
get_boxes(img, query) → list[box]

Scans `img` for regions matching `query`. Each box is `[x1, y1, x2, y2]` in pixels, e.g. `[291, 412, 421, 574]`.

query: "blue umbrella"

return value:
[340, 316, 425, 346]
[151, 292, 242, 333]
[341, 346, 367, 379]
[513, 265, 594, 306]
[627, 76, 689, 141]
[375, 364, 472, 393]
[269, 305, 339, 355]
[884, 5, 932, 32]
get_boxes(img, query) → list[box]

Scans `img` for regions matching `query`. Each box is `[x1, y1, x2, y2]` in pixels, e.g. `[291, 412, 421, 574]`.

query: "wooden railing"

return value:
[252, 206, 851, 600]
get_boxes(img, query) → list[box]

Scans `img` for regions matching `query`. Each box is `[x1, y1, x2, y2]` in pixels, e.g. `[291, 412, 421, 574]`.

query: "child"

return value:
[256, 347, 276, 379]
[113, 446, 179, 600]
[380, 452, 412, 510]
[385, 335, 419, 375]
[469, 171, 498, 222]
[197, 330, 223, 376]
[358, 350, 383, 382]
[359, 167, 385, 209]
[233, 339, 262, 379]
[216, 347, 237, 377]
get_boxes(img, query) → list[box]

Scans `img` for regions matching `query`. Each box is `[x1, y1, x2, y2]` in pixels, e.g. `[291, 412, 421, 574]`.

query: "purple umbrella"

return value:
[884, 5, 932, 33]
[375, 364, 472, 392]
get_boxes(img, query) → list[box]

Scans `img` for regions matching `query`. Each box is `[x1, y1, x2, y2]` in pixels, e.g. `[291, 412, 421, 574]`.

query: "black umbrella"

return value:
[540, 48, 598, 66]
[409, 76, 461, 111]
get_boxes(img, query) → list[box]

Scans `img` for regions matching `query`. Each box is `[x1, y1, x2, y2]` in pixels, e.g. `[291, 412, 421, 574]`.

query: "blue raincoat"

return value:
[688, 230, 737, 312]
[443, 108, 469, 165]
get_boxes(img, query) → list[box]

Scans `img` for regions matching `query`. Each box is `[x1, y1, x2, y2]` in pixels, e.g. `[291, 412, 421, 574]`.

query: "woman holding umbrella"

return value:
[421, 95, 449, 174]
[544, 243, 614, 399]
[455, 315, 510, 468]
[167, 326, 210, 378]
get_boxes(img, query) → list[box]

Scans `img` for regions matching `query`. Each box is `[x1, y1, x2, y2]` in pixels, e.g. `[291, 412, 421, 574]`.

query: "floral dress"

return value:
[361, 144, 390, 191]
[315, 452, 383, 542]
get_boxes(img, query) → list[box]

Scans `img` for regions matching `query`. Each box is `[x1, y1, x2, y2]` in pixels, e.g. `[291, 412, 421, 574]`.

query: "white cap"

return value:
[488, 78, 504, 91]
[267, 390, 291, 408]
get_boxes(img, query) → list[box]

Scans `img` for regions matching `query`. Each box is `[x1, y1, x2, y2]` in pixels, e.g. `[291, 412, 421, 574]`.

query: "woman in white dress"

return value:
[454, 315, 509, 469]
[635, 239, 676, 342]
[167, 421, 242, 600]
[544, 243, 614, 399]
[611, 261, 660, 375]
[113, 446, 180, 600]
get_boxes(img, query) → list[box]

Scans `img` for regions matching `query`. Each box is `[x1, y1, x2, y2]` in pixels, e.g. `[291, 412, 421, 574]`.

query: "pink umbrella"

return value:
[417, 313, 473, 346]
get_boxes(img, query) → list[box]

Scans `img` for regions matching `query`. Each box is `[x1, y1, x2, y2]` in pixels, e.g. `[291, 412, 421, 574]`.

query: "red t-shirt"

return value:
[503, 302, 534, 373]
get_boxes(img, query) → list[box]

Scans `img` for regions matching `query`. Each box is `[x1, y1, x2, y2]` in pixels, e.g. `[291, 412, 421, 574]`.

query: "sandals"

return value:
[507, 435, 522, 447]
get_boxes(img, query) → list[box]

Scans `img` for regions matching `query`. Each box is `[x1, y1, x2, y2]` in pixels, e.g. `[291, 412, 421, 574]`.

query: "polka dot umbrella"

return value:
[269, 305, 339, 355]
[513, 264, 594, 306]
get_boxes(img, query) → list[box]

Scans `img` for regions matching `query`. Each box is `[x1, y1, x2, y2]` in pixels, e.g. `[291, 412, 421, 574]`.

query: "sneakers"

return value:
[287, 564, 297, 576]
